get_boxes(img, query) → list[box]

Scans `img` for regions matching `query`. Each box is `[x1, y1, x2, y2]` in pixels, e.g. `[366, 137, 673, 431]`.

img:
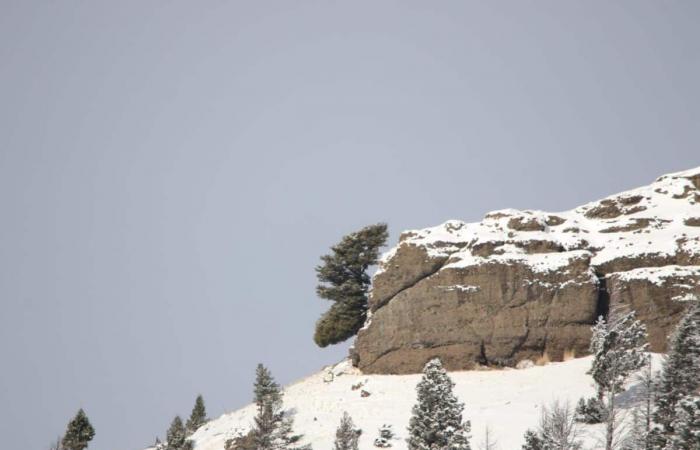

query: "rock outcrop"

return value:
[353, 167, 700, 374]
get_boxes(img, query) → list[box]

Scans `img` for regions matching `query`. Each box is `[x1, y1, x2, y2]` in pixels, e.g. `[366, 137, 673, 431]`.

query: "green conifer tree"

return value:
[254, 364, 282, 408]
[334, 412, 360, 450]
[250, 364, 310, 450]
[61, 409, 95, 450]
[166, 416, 192, 450]
[588, 308, 648, 450]
[667, 395, 700, 450]
[407, 359, 471, 450]
[653, 304, 700, 444]
[186, 395, 208, 434]
[314, 223, 388, 347]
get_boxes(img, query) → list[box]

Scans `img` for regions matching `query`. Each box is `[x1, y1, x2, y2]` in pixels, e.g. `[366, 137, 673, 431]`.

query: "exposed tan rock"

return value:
[608, 267, 700, 350]
[599, 218, 654, 233]
[545, 215, 567, 226]
[685, 217, 700, 227]
[354, 167, 700, 374]
[369, 243, 450, 312]
[508, 216, 545, 231]
[355, 254, 598, 374]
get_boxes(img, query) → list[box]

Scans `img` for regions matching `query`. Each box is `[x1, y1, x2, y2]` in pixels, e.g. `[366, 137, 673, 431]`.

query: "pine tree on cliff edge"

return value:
[313, 223, 388, 347]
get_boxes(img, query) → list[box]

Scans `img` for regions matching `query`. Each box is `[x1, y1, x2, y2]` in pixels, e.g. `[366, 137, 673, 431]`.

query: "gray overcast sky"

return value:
[1, 1, 698, 449]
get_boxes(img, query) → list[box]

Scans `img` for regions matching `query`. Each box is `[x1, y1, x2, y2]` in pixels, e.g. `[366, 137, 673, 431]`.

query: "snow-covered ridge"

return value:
[377, 166, 700, 275]
[187, 356, 663, 450]
[615, 265, 700, 286]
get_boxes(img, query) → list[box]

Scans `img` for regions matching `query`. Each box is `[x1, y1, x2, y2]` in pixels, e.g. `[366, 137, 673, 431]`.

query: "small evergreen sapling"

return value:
[61, 409, 95, 450]
[186, 394, 208, 435]
[406, 358, 471, 450]
[574, 397, 606, 424]
[525, 401, 582, 450]
[334, 412, 360, 450]
[477, 426, 498, 450]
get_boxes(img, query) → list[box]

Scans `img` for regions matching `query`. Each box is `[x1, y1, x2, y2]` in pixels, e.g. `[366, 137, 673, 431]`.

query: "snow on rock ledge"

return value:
[354, 167, 700, 374]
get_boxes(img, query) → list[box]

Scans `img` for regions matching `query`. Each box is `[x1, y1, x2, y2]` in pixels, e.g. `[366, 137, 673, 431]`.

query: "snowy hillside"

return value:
[186, 355, 663, 450]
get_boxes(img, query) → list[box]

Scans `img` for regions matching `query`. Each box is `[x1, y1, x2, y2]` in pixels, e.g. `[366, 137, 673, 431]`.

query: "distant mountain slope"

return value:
[354, 167, 700, 373]
[186, 355, 662, 450]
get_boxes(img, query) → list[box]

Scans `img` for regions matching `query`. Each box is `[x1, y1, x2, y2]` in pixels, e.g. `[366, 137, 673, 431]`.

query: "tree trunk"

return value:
[606, 389, 615, 450]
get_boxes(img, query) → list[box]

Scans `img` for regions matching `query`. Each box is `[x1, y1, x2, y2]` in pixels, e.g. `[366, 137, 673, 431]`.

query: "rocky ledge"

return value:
[352, 167, 700, 374]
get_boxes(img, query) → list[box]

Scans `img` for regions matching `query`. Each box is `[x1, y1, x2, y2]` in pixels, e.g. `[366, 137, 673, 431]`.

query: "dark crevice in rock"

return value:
[596, 275, 610, 321]
[477, 341, 488, 366]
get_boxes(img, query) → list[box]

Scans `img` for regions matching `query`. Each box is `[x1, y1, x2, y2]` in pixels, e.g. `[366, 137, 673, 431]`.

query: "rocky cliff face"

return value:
[353, 167, 700, 374]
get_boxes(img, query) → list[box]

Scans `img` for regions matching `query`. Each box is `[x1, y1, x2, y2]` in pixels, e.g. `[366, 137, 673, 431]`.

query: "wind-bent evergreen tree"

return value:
[588, 308, 648, 450]
[165, 416, 192, 450]
[666, 395, 700, 450]
[314, 223, 388, 347]
[186, 395, 208, 434]
[407, 358, 471, 450]
[61, 409, 95, 450]
[334, 412, 360, 450]
[653, 304, 700, 445]
[250, 364, 310, 450]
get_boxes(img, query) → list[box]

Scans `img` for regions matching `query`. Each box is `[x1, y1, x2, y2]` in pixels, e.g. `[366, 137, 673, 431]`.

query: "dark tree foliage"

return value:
[574, 397, 606, 424]
[225, 431, 255, 450]
[668, 395, 700, 450]
[314, 223, 388, 347]
[653, 303, 700, 444]
[61, 409, 95, 450]
[165, 416, 193, 450]
[521, 430, 543, 450]
[186, 395, 208, 434]
[254, 364, 282, 409]
[250, 364, 310, 450]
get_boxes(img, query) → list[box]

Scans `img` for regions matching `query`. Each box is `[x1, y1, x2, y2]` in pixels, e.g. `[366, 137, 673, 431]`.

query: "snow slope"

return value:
[187, 355, 662, 450]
